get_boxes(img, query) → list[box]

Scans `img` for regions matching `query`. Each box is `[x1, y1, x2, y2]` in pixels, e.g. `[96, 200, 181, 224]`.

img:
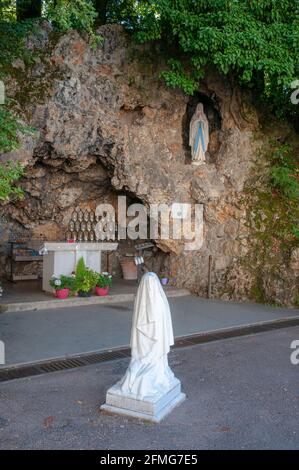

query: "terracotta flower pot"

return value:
[120, 259, 137, 280]
[55, 288, 69, 299]
[95, 286, 109, 296]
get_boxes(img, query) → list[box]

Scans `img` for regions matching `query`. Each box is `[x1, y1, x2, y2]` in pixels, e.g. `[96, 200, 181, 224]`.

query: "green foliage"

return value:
[45, 0, 101, 45]
[269, 144, 299, 200]
[250, 187, 298, 246]
[49, 274, 76, 290]
[267, 143, 299, 240]
[0, 106, 34, 153]
[0, 15, 36, 197]
[244, 142, 298, 306]
[0, 1, 16, 21]
[250, 278, 266, 304]
[106, 0, 159, 32]
[160, 59, 198, 95]
[129, 0, 299, 120]
[0, 16, 41, 73]
[0, 1, 295, 120]
[65, 274, 77, 292]
[75, 256, 98, 292]
[46, 0, 96, 32]
[75, 256, 87, 278]
[0, 13, 42, 160]
[96, 272, 112, 288]
[0, 1, 102, 56]
[77, 268, 98, 292]
[246, 142, 299, 264]
[0, 160, 24, 201]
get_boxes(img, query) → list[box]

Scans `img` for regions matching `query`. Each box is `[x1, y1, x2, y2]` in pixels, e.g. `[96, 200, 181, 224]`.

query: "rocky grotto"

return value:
[0, 23, 298, 306]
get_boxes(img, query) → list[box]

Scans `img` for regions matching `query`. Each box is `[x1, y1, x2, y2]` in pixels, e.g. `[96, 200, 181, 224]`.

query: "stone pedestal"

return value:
[101, 379, 185, 423]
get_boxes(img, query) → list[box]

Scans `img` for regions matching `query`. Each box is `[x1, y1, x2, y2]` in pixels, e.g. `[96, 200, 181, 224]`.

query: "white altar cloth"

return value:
[42, 242, 118, 292]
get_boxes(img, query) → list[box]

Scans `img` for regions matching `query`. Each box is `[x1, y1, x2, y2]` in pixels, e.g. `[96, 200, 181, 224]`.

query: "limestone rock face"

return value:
[0, 24, 298, 306]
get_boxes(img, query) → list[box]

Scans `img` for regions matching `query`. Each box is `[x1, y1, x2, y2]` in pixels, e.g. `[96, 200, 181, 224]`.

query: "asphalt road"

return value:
[0, 327, 298, 450]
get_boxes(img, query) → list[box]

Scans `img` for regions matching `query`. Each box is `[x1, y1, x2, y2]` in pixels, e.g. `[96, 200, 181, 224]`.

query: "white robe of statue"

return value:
[189, 103, 209, 164]
[114, 272, 177, 399]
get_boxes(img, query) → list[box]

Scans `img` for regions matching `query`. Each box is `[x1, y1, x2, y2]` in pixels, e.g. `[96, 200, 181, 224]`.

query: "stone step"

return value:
[0, 288, 190, 314]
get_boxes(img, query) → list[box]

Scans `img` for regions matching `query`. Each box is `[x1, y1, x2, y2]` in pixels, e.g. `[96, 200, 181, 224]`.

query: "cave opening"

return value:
[0, 156, 170, 282]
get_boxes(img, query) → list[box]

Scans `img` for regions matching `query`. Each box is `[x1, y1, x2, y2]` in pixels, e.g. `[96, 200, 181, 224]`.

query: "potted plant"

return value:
[50, 274, 75, 299]
[120, 256, 137, 280]
[95, 272, 112, 296]
[75, 257, 98, 297]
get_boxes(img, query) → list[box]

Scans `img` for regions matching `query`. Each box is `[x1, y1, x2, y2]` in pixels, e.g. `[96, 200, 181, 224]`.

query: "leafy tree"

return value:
[105, 0, 158, 28]
[45, 0, 98, 34]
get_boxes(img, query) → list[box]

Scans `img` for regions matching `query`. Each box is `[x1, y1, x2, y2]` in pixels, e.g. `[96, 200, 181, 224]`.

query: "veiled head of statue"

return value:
[139, 272, 160, 292]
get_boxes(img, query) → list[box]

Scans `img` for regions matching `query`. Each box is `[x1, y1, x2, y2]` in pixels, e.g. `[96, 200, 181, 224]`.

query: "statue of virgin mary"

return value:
[101, 272, 185, 421]
[189, 102, 209, 165]
[116, 272, 176, 398]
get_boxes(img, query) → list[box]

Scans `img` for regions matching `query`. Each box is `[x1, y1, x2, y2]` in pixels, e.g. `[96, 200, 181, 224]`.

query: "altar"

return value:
[42, 242, 118, 293]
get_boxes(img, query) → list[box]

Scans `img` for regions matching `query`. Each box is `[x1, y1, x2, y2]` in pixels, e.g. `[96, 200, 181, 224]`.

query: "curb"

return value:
[0, 288, 190, 313]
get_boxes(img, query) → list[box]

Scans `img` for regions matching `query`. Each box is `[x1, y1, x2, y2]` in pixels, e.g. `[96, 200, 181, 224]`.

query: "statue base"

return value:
[100, 380, 185, 423]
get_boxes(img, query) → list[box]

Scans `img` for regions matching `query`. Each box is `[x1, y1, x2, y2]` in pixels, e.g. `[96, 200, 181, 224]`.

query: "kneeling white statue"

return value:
[101, 272, 185, 422]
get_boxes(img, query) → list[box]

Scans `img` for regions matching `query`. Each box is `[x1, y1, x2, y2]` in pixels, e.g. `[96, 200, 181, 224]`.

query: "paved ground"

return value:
[0, 279, 140, 304]
[1, 296, 298, 366]
[0, 326, 298, 450]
